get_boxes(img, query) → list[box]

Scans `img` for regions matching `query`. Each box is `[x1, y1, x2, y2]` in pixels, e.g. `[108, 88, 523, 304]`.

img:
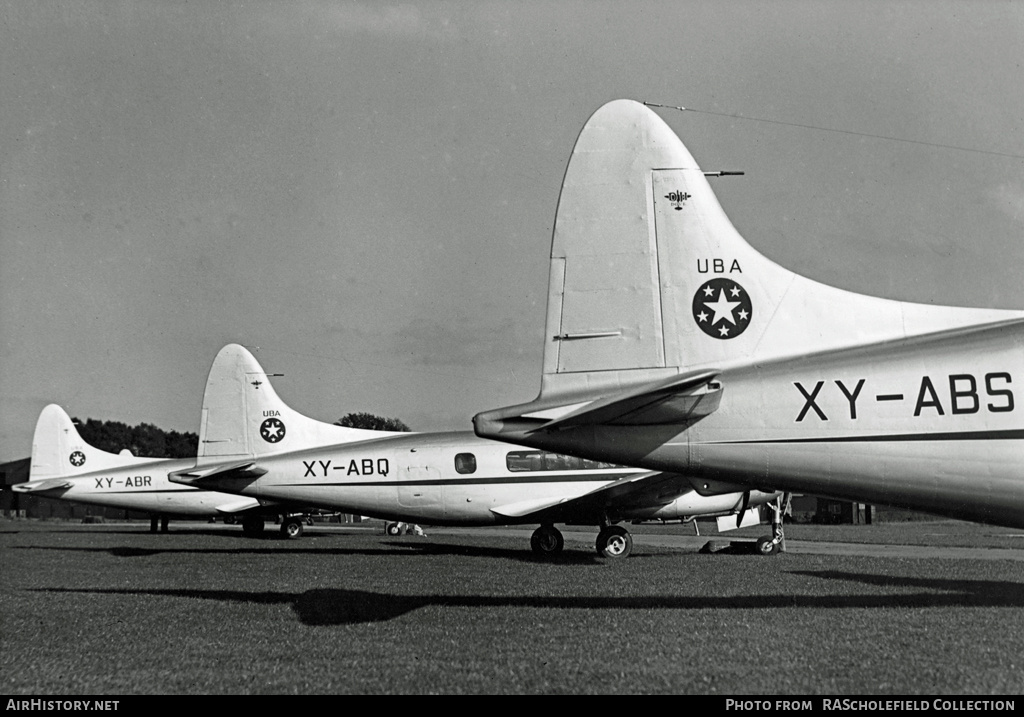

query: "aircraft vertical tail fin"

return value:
[196, 344, 400, 464]
[29, 404, 150, 481]
[537, 99, 1022, 406]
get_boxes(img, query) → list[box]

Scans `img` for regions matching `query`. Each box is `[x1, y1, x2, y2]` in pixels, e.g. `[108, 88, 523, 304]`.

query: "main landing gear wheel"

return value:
[385, 522, 403, 536]
[280, 517, 304, 540]
[530, 525, 565, 556]
[595, 525, 633, 559]
[241, 516, 265, 537]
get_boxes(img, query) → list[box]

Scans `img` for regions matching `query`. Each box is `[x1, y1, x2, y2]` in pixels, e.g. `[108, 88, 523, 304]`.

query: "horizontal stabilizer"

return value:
[169, 461, 267, 485]
[214, 497, 264, 514]
[12, 478, 73, 493]
[528, 369, 721, 432]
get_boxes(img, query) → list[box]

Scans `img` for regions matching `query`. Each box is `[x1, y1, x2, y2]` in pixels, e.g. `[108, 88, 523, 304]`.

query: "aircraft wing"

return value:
[214, 497, 265, 514]
[12, 478, 74, 493]
[168, 460, 267, 485]
[490, 470, 693, 522]
[524, 369, 722, 432]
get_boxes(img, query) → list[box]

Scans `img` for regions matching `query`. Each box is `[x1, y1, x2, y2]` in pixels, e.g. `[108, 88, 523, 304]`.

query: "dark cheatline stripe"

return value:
[267, 472, 635, 489]
[78, 489, 197, 495]
[699, 429, 1024, 445]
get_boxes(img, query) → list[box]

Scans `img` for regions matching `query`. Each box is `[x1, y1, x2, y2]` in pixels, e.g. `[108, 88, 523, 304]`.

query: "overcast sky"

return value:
[2, 1, 1022, 459]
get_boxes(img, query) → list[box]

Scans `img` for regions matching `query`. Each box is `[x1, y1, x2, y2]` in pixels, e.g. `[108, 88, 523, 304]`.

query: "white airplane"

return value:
[473, 99, 1024, 553]
[15, 404, 298, 536]
[168, 343, 780, 557]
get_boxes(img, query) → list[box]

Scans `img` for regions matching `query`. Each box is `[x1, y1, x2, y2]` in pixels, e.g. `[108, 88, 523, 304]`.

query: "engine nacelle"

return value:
[617, 489, 780, 521]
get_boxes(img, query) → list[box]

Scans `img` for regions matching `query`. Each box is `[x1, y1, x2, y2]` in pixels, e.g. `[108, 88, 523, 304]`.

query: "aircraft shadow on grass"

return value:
[12, 540, 610, 564]
[34, 572, 1024, 626]
[9, 528, 374, 540]
[792, 569, 1024, 597]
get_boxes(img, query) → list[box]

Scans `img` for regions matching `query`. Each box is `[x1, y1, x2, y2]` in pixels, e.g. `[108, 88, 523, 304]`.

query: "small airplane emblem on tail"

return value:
[665, 190, 691, 210]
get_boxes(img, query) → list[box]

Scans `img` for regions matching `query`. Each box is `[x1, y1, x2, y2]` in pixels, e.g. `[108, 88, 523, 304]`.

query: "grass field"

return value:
[2, 519, 1023, 695]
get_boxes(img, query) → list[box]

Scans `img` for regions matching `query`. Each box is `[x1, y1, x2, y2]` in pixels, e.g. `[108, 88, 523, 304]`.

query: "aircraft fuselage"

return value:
[190, 432, 757, 526]
[489, 320, 1024, 528]
[21, 458, 221, 516]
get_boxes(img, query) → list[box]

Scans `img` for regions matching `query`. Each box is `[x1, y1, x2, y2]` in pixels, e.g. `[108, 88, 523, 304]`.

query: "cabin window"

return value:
[454, 453, 477, 474]
[505, 450, 622, 472]
[506, 450, 544, 472]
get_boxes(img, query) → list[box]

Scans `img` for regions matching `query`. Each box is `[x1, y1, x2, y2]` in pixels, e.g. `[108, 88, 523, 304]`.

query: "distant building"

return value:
[1, 457, 30, 516]
[788, 493, 941, 524]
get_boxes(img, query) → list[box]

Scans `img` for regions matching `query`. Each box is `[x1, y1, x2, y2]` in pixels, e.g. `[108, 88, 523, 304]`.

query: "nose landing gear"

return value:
[755, 493, 791, 556]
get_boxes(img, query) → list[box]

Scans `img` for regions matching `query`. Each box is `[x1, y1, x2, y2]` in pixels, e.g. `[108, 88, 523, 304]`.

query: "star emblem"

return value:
[260, 418, 286, 443]
[69, 451, 86, 467]
[704, 289, 741, 326]
[691, 278, 752, 340]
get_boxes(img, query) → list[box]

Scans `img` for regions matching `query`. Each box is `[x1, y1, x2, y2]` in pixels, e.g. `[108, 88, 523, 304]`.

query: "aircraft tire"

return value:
[281, 518, 304, 540]
[385, 522, 403, 536]
[756, 535, 780, 555]
[530, 525, 564, 555]
[596, 525, 632, 559]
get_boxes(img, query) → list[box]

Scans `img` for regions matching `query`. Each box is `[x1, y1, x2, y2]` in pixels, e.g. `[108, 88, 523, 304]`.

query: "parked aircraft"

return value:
[15, 404, 295, 536]
[168, 344, 779, 557]
[473, 99, 1024, 552]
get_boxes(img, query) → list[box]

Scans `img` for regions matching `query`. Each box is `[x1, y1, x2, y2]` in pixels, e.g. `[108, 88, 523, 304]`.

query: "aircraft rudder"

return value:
[538, 99, 1024, 407]
[539, 99, 769, 399]
[29, 404, 145, 479]
[199, 344, 268, 459]
[199, 344, 399, 462]
[29, 404, 76, 480]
